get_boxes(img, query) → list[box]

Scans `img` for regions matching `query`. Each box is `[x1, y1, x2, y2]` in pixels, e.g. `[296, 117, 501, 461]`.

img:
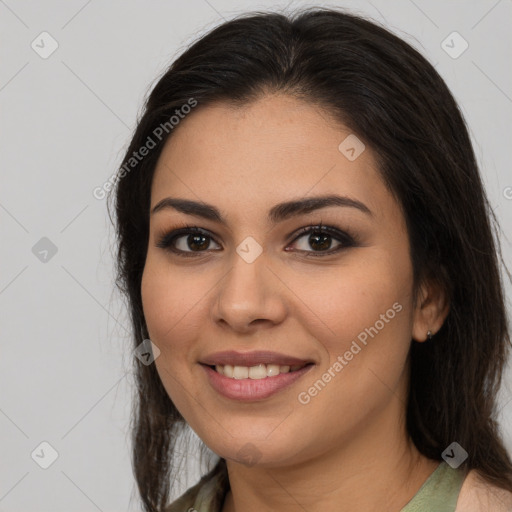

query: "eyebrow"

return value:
[150, 194, 373, 223]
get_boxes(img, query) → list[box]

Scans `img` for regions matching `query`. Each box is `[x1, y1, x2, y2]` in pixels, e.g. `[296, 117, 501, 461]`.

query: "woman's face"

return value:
[141, 94, 427, 467]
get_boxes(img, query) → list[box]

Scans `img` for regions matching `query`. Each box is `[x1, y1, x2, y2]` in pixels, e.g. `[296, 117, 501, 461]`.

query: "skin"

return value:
[141, 93, 450, 512]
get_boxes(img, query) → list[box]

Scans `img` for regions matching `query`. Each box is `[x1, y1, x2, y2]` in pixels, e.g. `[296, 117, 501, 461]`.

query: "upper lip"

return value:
[200, 350, 313, 367]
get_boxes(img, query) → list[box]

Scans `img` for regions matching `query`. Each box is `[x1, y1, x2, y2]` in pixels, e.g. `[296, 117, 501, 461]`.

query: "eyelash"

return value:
[155, 222, 359, 258]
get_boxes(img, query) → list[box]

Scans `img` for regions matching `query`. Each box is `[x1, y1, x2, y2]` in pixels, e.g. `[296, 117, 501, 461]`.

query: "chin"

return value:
[203, 433, 304, 469]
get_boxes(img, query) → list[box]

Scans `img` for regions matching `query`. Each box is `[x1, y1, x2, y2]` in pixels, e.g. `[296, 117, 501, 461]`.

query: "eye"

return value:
[155, 222, 358, 258]
[156, 225, 221, 257]
[287, 223, 357, 257]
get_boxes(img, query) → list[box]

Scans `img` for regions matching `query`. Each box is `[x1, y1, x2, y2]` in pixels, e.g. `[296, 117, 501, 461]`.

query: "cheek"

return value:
[305, 259, 410, 342]
[141, 257, 200, 350]
[294, 273, 412, 430]
[141, 262, 174, 343]
[140, 260, 199, 412]
[304, 256, 414, 402]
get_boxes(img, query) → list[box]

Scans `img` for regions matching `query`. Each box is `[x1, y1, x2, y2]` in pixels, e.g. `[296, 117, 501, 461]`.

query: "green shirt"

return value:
[164, 460, 467, 512]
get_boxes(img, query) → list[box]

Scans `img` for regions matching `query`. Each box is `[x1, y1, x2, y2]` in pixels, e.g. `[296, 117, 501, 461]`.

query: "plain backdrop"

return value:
[1, 0, 511, 510]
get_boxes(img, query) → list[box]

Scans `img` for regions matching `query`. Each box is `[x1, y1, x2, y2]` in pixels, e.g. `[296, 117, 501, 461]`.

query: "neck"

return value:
[221, 397, 439, 512]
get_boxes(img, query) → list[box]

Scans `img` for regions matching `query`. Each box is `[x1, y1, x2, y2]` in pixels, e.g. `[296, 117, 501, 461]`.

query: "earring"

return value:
[427, 330, 433, 341]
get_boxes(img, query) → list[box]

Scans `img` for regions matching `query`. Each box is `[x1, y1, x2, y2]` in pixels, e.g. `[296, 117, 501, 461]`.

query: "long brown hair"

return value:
[109, 7, 512, 511]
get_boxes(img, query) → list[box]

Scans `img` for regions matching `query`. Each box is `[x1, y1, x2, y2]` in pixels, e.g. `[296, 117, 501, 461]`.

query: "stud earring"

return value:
[427, 330, 433, 341]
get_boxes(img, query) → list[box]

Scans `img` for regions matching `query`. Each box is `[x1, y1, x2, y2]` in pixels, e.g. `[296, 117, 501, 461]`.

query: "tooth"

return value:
[266, 364, 280, 377]
[249, 364, 267, 379]
[233, 366, 249, 379]
[215, 363, 305, 379]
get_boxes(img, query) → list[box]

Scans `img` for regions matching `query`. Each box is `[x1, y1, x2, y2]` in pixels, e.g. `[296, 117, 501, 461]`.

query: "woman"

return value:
[110, 7, 512, 512]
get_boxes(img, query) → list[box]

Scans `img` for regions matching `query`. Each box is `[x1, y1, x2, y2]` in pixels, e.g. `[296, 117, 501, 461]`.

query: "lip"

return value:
[200, 350, 313, 367]
[200, 363, 315, 401]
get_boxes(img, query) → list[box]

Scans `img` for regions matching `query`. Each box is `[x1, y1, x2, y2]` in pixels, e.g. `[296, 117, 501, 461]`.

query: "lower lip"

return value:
[201, 364, 314, 401]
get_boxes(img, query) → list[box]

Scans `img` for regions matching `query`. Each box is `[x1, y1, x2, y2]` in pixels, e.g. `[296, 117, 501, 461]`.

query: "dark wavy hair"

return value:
[108, 7, 512, 511]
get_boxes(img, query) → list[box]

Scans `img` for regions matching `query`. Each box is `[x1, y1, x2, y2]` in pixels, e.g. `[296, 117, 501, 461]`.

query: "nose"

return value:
[210, 250, 287, 333]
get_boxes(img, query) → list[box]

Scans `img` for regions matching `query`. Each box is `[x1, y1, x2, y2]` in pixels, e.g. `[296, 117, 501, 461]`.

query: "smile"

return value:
[201, 362, 315, 401]
[212, 363, 309, 379]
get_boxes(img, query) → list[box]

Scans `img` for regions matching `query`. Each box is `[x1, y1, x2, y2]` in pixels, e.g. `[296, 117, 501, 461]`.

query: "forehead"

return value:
[150, 94, 392, 223]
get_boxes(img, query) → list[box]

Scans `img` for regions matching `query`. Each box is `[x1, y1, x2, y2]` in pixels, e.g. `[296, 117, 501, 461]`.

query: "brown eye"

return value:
[156, 223, 358, 258]
[156, 226, 221, 256]
[175, 233, 213, 252]
[293, 230, 337, 252]
[287, 224, 356, 256]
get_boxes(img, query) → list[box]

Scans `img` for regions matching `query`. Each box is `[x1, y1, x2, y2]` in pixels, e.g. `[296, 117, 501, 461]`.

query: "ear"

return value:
[411, 277, 450, 342]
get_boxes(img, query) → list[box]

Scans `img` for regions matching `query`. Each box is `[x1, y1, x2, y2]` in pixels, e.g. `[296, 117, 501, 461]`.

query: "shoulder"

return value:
[163, 479, 201, 512]
[455, 469, 512, 512]
[163, 461, 229, 512]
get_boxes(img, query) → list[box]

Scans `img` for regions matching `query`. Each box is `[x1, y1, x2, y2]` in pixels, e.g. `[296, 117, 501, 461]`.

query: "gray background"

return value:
[1, 0, 511, 510]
